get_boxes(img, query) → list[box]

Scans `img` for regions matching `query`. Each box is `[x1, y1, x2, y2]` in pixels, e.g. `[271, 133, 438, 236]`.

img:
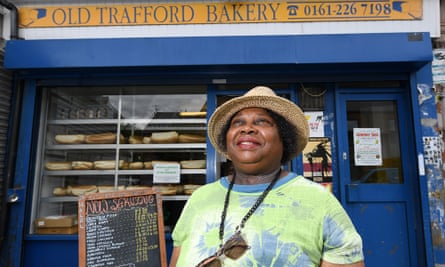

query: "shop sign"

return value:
[18, 0, 422, 28]
[353, 128, 383, 166]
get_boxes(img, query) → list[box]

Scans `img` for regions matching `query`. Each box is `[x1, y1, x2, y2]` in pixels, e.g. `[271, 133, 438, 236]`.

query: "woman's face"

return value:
[225, 107, 283, 174]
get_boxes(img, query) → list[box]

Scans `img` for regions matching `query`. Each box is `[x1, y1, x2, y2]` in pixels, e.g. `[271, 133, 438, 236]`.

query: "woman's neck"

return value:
[231, 167, 284, 185]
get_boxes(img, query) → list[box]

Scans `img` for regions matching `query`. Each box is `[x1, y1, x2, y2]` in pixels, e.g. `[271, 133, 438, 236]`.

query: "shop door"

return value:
[335, 90, 422, 267]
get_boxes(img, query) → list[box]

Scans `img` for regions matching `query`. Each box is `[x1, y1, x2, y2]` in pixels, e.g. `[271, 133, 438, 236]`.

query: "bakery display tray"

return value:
[43, 169, 206, 176]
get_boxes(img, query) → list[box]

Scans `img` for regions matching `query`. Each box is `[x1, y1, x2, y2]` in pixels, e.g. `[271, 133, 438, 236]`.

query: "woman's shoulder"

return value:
[185, 179, 226, 200]
[281, 173, 333, 195]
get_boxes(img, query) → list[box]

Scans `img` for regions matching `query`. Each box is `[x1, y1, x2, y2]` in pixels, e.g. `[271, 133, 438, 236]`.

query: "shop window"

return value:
[30, 85, 207, 235]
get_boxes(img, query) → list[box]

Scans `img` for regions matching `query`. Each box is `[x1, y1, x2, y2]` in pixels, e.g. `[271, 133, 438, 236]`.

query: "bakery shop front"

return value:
[0, 1, 442, 267]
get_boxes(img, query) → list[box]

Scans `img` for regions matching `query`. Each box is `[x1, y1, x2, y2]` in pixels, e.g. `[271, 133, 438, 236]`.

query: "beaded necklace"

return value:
[218, 168, 282, 246]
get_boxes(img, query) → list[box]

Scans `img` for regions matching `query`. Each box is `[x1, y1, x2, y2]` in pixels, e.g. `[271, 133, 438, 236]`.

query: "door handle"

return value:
[7, 188, 24, 204]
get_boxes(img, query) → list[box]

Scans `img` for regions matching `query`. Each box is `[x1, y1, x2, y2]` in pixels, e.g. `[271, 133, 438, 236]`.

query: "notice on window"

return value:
[153, 163, 180, 184]
[353, 128, 382, 166]
[305, 111, 324, 137]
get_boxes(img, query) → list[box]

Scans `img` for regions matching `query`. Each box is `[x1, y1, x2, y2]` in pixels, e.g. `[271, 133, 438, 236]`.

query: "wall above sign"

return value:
[18, 0, 422, 28]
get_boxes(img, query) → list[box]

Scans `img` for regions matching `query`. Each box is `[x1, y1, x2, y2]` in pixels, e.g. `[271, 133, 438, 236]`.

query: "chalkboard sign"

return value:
[78, 189, 167, 267]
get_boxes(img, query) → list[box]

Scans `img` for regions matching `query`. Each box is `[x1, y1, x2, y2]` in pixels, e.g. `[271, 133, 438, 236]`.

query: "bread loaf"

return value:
[142, 137, 151, 144]
[178, 134, 206, 143]
[45, 162, 72, 171]
[153, 185, 177, 195]
[97, 185, 125, 193]
[143, 161, 153, 169]
[151, 131, 179, 144]
[94, 160, 126, 170]
[183, 184, 201, 195]
[129, 162, 144, 169]
[67, 185, 97, 196]
[180, 160, 206, 169]
[55, 134, 86, 144]
[129, 136, 143, 144]
[179, 111, 206, 117]
[85, 133, 125, 144]
[126, 185, 152, 191]
[71, 161, 93, 170]
[52, 187, 68, 196]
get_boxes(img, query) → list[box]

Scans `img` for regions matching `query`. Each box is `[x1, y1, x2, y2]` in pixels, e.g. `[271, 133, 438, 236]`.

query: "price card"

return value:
[153, 163, 181, 183]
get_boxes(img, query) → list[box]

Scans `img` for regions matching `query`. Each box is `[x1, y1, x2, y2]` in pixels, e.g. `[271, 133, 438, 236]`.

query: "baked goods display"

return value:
[85, 132, 126, 144]
[153, 185, 178, 195]
[150, 131, 179, 144]
[97, 185, 126, 193]
[129, 135, 143, 144]
[178, 134, 206, 143]
[128, 162, 144, 169]
[55, 134, 86, 144]
[51, 184, 201, 196]
[67, 185, 98, 196]
[71, 161, 94, 170]
[54, 131, 205, 145]
[93, 160, 126, 170]
[179, 111, 206, 117]
[180, 160, 206, 169]
[45, 162, 72, 171]
[39, 93, 210, 239]
[183, 184, 202, 195]
[45, 159, 204, 171]
[47, 121, 207, 199]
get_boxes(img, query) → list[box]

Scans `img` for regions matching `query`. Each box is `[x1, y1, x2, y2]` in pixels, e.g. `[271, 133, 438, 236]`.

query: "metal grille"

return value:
[298, 84, 326, 111]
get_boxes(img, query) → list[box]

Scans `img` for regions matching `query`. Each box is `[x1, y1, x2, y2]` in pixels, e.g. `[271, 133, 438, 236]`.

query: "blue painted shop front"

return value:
[0, 33, 438, 267]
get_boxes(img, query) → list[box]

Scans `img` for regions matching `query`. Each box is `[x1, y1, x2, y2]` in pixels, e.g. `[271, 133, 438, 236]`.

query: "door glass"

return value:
[347, 101, 403, 184]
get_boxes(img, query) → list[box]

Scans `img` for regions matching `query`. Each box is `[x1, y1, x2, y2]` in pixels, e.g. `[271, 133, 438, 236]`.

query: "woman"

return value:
[169, 86, 364, 267]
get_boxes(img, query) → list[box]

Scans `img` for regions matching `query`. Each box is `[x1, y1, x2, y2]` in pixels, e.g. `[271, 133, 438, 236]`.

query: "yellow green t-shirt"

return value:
[172, 173, 363, 266]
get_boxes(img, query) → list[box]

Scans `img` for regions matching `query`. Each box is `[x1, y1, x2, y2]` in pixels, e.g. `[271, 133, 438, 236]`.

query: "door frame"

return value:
[334, 85, 425, 266]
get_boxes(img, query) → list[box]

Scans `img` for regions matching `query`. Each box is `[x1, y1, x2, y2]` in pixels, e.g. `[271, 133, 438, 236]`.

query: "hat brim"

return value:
[208, 94, 309, 161]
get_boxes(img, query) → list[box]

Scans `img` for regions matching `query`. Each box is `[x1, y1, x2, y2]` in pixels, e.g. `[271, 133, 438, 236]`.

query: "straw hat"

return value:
[208, 86, 309, 161]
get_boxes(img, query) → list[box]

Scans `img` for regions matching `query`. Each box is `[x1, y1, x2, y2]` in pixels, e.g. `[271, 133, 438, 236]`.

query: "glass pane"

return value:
[347, 101, 403, 184]
[31, 86, 207, 234]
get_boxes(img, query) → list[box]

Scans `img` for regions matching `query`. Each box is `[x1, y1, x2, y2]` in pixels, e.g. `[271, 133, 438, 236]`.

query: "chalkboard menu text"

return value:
[78, 189, 167, 267]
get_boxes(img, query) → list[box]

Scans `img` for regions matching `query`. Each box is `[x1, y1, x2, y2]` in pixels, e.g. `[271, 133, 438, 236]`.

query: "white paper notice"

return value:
[305, 111, 324, 137]
[153, 163, 180, 183]
[353, 128, 383, 166]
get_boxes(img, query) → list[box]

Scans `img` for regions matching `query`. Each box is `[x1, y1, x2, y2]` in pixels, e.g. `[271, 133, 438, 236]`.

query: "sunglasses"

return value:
[196, 232, 250, 267]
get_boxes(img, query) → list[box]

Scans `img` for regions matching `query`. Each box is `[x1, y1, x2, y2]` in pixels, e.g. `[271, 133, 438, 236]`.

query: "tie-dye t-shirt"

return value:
[172, 173, 363, 267]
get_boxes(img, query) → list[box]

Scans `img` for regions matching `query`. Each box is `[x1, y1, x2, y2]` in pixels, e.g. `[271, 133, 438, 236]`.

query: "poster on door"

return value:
[303, 137, 332, 192]
[305, 111, 324, 137]
[353, 128, 382, 166]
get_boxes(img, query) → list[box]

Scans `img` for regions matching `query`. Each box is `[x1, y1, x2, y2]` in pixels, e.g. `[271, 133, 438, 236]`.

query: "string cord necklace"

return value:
[218, 168, 282, 247]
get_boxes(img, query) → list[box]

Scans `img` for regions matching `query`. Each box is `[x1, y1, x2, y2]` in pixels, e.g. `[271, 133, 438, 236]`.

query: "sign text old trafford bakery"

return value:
[19, 0, 422, 28]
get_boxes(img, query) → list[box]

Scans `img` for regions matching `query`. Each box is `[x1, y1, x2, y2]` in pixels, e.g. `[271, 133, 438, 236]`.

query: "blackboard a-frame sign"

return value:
[78, 189, 167, 267]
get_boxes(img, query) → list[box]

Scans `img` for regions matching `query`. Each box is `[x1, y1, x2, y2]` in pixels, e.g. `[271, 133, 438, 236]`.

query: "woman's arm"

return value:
[320, 260, 364, 267]
[168, 246, 181, 267]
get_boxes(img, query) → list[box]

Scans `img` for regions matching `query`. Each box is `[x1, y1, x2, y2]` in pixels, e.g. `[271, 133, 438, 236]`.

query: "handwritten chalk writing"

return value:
[79, 190, 167, 266]
[85, 195, 155, 215]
